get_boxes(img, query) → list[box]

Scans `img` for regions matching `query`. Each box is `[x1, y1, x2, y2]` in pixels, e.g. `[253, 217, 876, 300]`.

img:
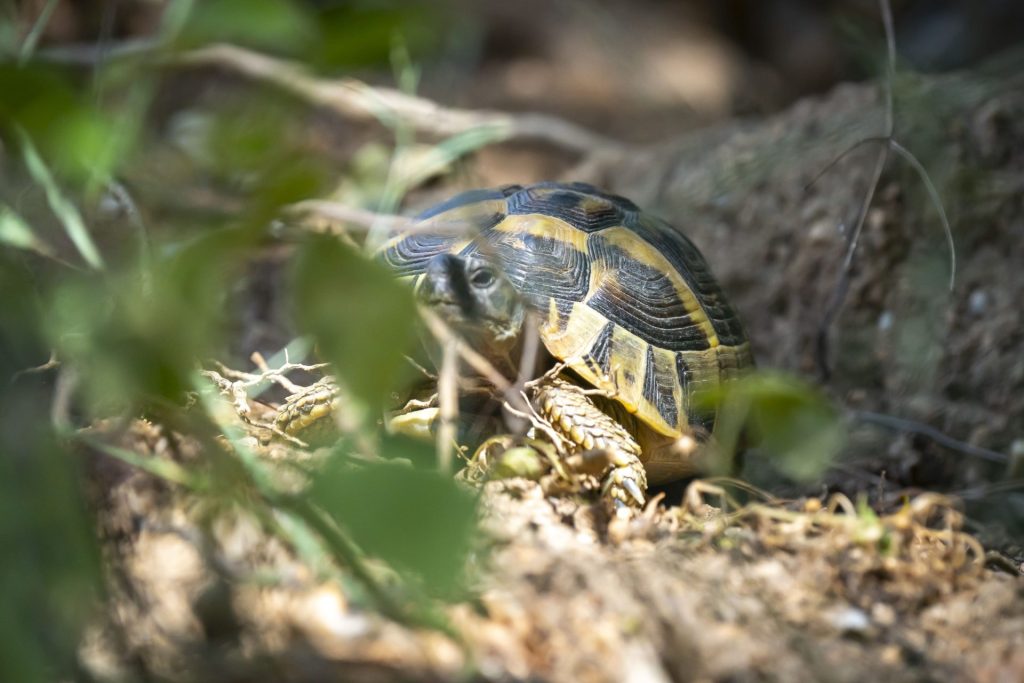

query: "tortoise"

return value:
[278, 182, 753, 506]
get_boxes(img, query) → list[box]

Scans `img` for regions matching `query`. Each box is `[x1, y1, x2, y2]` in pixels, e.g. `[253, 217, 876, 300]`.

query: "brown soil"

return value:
[81, 420, 1023, 683]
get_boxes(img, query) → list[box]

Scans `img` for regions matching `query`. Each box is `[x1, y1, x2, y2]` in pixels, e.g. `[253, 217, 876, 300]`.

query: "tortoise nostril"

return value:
[423, 253, 475, 315]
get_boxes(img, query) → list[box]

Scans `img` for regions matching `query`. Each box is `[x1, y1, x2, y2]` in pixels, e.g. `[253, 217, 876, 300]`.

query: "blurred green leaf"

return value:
[160, 0, 198, 41]
[0, 65, 134, 187]
[16, 0, 58, 64]
[704, 371, 846, 482]
[378, 431, 438, 468]
[0, 203, 53, 257]
[179, 0, 316, 52]
[16, 129, 105, 269]
[310, 458, 477, 593]
[170, 95, 332, 215]
[0, 261, 100, 683]
[47, 229, 255, 416]
[0, 6, 18, 57]
[0, 437, 102, 683]
[313, 3, 447, 68]
[292, 236, 417, 411]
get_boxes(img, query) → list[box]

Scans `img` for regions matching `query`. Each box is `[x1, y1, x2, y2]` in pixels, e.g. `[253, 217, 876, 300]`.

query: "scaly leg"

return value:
[274, 377, 440, 445]
[532, 377, 648, 507]
[273, 377, 341, 445]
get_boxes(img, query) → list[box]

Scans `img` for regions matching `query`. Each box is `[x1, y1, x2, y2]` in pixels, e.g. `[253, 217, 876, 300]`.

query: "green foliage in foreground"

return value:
[0, 260, 102, 683]
[0, 3, 474, 678]
[705, 372, 847, 483]
[311, 455, 478, 595]
[293, 236, 418, 414]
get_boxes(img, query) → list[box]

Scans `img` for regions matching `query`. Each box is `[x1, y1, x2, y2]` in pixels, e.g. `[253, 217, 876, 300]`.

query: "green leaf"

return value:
[47, 228, 255, 416]
[310, 459, 477, 593]
[0, 268, 100, 681]
[17, 129, 104, 270]
[0, 204, 53, 257]
[0, 65, 136, 188]
[704, 371, 846, 482]
[179, 0, 316, 52]
[0, 437, 101, 683]
[292, 236, 417, 411]
[174, 95, 332, 217]
[313, 4, 447, 68]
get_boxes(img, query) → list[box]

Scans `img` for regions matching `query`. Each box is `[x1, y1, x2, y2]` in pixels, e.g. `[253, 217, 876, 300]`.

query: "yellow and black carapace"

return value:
[379, 182, 753, 504]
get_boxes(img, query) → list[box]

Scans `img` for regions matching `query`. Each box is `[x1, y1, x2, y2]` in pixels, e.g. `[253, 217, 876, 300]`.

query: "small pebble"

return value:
[968, 289, 988, 315]
[833, 607, 871, 634]
[870, 603, 896, 627]
[877, 311, 893, 332]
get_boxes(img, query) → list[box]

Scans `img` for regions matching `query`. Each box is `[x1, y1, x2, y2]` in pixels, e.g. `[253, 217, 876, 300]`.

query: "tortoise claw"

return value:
[622, 476, 645, 507]
[602, 462, 648, 508]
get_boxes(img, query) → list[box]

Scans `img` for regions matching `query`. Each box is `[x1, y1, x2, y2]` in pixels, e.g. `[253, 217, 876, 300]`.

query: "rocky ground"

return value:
[79, 418, 1021, 683]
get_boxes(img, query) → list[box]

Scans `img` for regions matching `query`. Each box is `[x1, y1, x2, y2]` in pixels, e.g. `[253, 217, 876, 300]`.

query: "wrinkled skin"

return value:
[418, 253, 527, 372]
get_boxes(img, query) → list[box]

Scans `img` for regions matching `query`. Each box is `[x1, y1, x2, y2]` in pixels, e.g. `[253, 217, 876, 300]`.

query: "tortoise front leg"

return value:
[274, 378, 440, 445]
[532, 377, 648, 508]
[273, 377, 342, 445]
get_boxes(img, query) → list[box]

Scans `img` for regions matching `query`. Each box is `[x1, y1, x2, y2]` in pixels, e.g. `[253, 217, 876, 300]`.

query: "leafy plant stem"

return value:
[17, 0, 58, 64]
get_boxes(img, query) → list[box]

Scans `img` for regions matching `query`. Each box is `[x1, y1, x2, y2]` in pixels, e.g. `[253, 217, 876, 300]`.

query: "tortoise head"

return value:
[418, 252, 525, 363]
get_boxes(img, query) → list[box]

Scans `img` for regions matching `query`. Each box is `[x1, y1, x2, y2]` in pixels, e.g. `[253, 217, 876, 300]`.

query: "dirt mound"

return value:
[80, 420, 1022, 683]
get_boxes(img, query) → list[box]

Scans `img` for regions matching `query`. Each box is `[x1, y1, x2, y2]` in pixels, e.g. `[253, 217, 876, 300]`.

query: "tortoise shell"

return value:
[380, 182, 753, 438]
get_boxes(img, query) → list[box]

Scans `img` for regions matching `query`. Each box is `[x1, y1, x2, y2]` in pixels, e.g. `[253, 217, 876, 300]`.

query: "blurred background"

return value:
[13, 1, 1024, 122]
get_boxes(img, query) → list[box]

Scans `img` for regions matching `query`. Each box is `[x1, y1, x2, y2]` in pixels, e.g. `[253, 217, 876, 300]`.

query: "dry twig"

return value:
[175, 44, 625, 156]
[10, 350, 60, 383]
[814, 0, 895, 381]
[850, 409, 1008, 464]
[200, 360, 331, 448]
[417, 307, 511, 392]
[436, 339, 460, 473]
[286, 201, 416, 235]
[813, 0, 956, 381]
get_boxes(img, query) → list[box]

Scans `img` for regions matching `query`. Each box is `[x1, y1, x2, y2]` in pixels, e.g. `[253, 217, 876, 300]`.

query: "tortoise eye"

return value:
[469, 267, 496, 288]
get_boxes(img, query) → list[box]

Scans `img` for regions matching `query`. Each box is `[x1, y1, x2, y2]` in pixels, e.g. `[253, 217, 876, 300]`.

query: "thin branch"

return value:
[503, 313, 543, 435]
[803, 136, 890, 193]
[284, 200, 486, 252]
[287, 200, 416, 235]
[174, 44, 625, 155]
[814, 0, 895, 381]
[436, 339, 459, 473]
[40, 37, 623, 154]
[417, 307, 510, 392]
[887, 139, 956, 290]
[417, 307, 552, 456]
[954, 478, 1024, 501]
[206, 359, 329, 395]
[813, 0, 959, 382]
[36, 36, 159, 64]
[17, 0, 59, 64]
[51, 366, 77, 432]
[10, 350, 60, 384]
[849, 409, 1008, 464]
[200, 363, 331, 448]
[104, 180, 152, 270]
